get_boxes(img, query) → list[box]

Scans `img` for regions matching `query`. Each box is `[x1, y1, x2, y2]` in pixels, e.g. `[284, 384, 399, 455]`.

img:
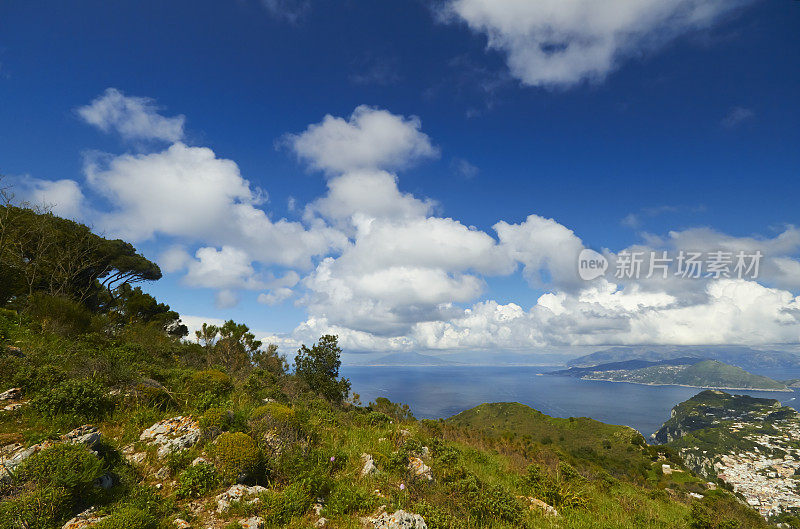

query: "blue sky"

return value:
[1, 0, 799, 356]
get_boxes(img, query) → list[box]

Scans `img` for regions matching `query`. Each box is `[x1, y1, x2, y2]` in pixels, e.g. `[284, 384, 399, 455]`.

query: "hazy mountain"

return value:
[357, 351, 460, 366]
[567, 345, 800, 374]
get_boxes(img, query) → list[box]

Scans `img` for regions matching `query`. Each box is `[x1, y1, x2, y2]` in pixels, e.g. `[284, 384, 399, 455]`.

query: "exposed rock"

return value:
[216, 484, 267, 513]
[4, 346, 23, 357]
[361, 453, 377, 476]
[155, 466, 170, 480]
[63, 425, 102, 447]
[408, 457, 432, 480]
[0, 388, 22, 400]
[314, 517, 328, 528]
[239, 517, 265, 529]
[520, 497, 559, 517]
[173, 519, 191, 529]
[192, 456, 209, 466]
[62, 507, 108, 529]
[312, 502, 324, 516]
[419, 446, 430, 458]
[366, 510, 427, 529]
[2, 402, 25, 412]
[95, 473, 114, 489]
[140, 416, 201, 458]
[0, 439, 54, 479]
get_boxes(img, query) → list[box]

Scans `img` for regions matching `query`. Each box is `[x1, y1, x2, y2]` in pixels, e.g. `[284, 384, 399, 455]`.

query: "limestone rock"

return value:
[63, 425, 102, 447]
[173, 519, 191, 529]
[2, 402, 25, 412]
[239, 516, 265, 529]
[408, 457, 432, 480]
[140, 416, 201, 458]
[62, 507, 108, 529]
[366, 510, 427, 529]
[314, 517, 328, 528]
[95, 473, 114, 489]
[216, 484, 267, 513]
[361, 453, 377, 476]
[520, 497, 559, 517]
[0, 388, 21, 400]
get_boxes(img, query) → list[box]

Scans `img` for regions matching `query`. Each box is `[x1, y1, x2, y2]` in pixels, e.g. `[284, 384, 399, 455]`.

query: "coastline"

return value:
[579, 376, 793, 393]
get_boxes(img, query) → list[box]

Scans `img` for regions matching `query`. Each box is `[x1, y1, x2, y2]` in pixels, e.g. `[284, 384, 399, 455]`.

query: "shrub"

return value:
[324, 483, 376, 516]
[133, 380, 173, 410]
[0, 486, 72, 529]
[188, 369, 233, 396]
[211, 432, 261, 481]
[164, 449, 196, 476]
[199, 407, 232, 436]
[250, 402, 295, 424]
[31, 378, 113, 420]
[17, 444, 104, 498]
[176, 462, 221, 498]
[26, 293, 93, 336]
[259, 483, 312, 526]
[94, 506, 158, 529]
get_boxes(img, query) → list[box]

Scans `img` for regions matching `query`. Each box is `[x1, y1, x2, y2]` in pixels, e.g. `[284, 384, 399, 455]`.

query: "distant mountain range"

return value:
[566, 345, 800, 374]
[356, 352, 460, 366]
[553, 358, 789, 391]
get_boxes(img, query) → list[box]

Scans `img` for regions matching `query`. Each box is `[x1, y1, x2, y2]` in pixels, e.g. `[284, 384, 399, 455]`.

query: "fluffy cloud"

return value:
[85, 143, 256, 241]
[444, 0, 750, 87]
[59, 92, 800, 351]
[305, 170, 434, 229]
[14, 177, 86, 219]
[77, 88, 185, 142]
[84, 142, 345, 270]
[184, 246, 264, 290]
[285, 105, 439, 174]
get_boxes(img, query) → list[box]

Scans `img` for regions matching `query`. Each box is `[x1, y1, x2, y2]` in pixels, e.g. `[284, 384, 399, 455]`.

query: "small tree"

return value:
[294, 335, 350, 404]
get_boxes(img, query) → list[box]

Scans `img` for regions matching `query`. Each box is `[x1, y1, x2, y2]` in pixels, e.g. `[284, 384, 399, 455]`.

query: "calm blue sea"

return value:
[341, 366, 800, 439]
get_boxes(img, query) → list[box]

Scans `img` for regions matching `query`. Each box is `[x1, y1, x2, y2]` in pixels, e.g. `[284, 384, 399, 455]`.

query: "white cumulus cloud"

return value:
[444, 0, 750, 87]
[77, 88, 185, 142]
[285, 105, 439, 174]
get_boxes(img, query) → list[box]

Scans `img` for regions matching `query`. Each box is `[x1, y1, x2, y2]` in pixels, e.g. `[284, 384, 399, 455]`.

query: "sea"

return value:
[341, 365, 800, 439]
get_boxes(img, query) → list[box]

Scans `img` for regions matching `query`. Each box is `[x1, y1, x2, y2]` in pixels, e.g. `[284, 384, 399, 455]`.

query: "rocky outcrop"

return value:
[520, 496, 559, 517]
[361, 453, 377, 476]
[216, 484, 267, 513]
[140, 416, 201, 458]
[238, 516, 265, 529]
[62, 507, 107, 529]
[408, 457, 432, 481]
[366, 510, 427, 529]
[63, 425, 102, 447]
[0, 388, 22, 400]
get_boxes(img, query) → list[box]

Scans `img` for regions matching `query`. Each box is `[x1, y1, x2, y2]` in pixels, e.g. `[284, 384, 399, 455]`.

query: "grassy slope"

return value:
[0, 317, 771, 529]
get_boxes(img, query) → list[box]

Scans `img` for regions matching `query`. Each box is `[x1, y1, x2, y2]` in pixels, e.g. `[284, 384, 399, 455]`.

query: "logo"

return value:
[578, 249, 608, 281]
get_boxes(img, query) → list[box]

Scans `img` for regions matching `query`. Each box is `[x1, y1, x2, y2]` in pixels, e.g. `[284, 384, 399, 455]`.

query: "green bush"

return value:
[133, 380, 173, 410]
[324, 483, 377, 516]
[188, 369, 233, 396]
[26, 293, 93, 336]
[17, 444, 104, 498]
[94, 506, 158, 529]
[31, 378, 113, 419]
[259, 483, 312, 526]
[199, 407, 232, 435]
[0, 486, 72, 529]
[211, 432, 261, 480]
[176, 462, 221, 498]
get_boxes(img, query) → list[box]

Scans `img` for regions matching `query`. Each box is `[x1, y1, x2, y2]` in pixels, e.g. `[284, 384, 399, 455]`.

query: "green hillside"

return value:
[674, 360, 787, 390]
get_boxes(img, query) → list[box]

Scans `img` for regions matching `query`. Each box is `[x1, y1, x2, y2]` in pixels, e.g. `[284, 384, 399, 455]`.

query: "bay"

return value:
[341, 365, 800, 438]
